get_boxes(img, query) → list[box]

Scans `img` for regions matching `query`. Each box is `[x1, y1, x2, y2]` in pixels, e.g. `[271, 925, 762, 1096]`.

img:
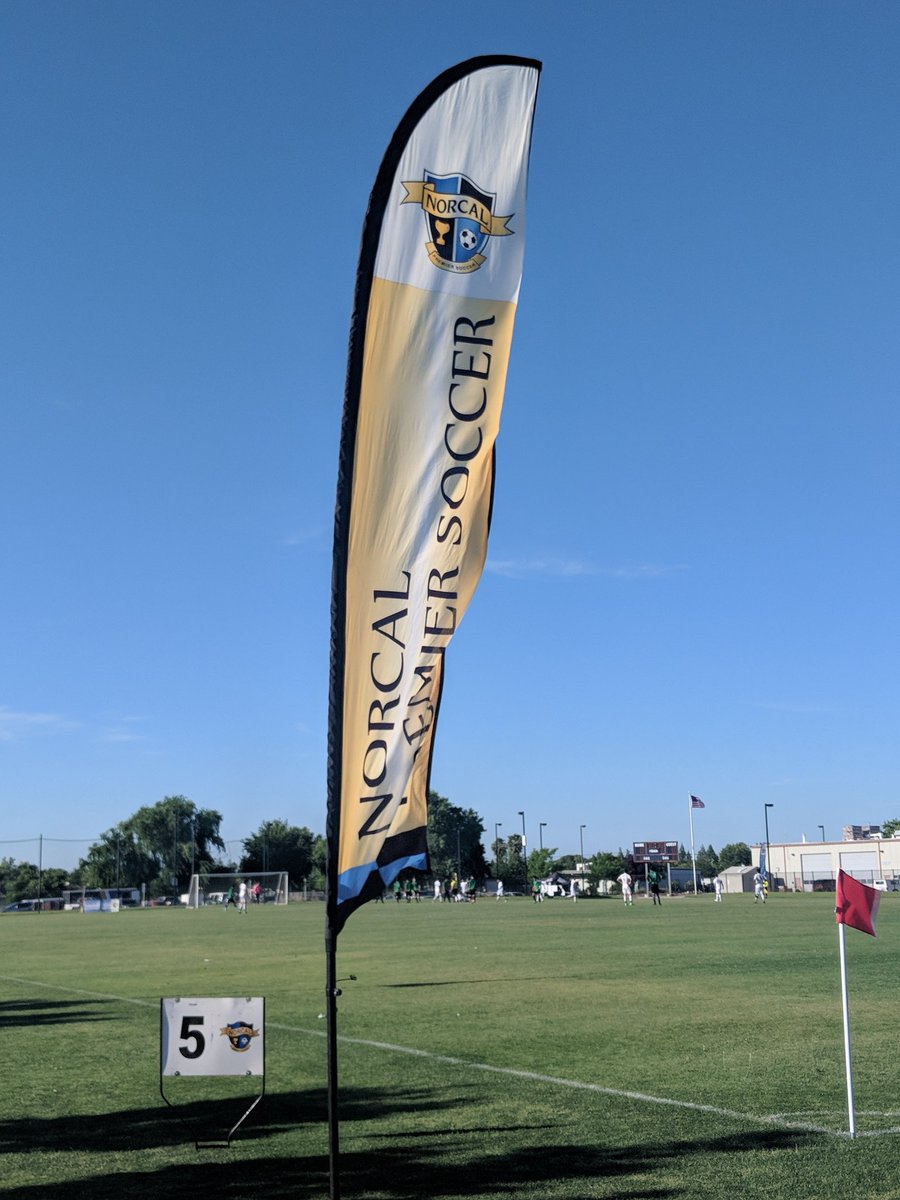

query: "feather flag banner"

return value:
[326, 58, 541, 935]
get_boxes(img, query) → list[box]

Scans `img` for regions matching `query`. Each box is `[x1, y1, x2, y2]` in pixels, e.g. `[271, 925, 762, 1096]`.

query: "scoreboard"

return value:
[632, 840, 679, 863]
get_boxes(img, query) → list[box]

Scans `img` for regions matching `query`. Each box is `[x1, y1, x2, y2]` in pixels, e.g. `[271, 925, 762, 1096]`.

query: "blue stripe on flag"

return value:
[338, 852, 430, 903]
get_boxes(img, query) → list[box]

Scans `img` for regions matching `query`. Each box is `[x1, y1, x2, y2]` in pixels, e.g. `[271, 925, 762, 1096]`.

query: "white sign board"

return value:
[160, 997, 264, 1077]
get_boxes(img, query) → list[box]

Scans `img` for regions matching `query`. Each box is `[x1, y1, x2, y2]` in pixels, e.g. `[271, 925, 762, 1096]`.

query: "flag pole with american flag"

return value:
[689, 795, 704, 895]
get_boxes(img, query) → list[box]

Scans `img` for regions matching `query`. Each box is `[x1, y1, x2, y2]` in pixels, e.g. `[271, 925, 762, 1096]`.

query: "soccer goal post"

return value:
[186, 871, 290, 909]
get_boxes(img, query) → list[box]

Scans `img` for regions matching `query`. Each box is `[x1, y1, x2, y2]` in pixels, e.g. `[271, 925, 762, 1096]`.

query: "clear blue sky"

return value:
[3, 1, 899, 872]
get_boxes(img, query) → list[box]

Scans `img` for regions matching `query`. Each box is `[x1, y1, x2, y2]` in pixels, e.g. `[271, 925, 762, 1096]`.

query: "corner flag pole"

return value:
[834, 868, 880, 1137]
[837, 920, 857, 1137]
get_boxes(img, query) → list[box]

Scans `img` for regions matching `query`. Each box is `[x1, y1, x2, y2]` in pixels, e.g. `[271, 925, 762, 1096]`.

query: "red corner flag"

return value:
[835, 869, 880, 937]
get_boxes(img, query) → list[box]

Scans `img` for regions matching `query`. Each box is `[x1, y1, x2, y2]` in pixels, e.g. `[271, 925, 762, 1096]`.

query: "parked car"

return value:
[2, 898, 63, 913]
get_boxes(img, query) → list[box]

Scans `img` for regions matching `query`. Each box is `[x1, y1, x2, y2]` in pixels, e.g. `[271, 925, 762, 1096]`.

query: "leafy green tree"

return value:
[0, 857, 16, 902]
[881, 818, 900, 839]
[503, 833, 527, 887]
[79, 827, 158, 891]
[240, 820, 315, 889]
[426, 790, 487, 880]
[41, 868, 70, 899]
[505, 833, 523, 859]
[79, 795, 224, 895]
[0, 862, 70, 903]
[697, 843, 720, 875]
[7, 863, 41, 902]
[491, 836, 525, 887]
[309, 834, 326, 891]
[718, 841, 751, 868]
[16, 863, 43, 901]
[527, 847, 557, 880]
[587, 851, 626, 891]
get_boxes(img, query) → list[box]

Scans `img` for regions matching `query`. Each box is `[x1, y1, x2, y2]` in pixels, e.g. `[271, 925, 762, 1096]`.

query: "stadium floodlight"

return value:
[518, 810, 527, 888]
[764, 804, 774, 888]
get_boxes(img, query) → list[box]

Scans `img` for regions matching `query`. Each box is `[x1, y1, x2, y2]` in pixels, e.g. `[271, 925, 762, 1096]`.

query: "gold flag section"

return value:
[337, 278, 516, 902]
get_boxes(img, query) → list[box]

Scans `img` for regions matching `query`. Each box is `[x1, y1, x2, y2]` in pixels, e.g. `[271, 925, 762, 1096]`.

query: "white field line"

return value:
[6, 973, 900, 1140]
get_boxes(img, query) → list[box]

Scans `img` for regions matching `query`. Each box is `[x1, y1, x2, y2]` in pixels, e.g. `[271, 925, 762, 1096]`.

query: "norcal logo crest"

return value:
[401, 172, 513, 273]
[220, 1021, 259, 1053]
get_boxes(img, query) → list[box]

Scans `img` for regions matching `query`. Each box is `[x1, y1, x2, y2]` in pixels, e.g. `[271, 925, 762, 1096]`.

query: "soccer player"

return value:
[617, 870, 633, 905]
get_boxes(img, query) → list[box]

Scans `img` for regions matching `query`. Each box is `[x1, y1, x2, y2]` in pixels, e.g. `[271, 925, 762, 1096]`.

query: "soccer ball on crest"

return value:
[459, 228, 478, 251]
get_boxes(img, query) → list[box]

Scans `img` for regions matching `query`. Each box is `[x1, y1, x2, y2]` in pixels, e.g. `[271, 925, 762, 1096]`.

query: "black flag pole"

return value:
[324, 922, 341, 1200]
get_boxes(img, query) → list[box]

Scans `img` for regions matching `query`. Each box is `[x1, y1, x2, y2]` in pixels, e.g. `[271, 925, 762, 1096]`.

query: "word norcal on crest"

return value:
[401, 171, 513, 272]
[220, 1021, 259, 1052]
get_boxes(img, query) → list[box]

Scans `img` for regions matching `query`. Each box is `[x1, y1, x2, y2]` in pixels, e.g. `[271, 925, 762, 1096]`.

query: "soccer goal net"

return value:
[186, 871, 290, 909]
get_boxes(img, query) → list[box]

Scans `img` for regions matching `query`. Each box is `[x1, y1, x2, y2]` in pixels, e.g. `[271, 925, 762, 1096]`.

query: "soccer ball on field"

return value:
[459, 228, 478, 251]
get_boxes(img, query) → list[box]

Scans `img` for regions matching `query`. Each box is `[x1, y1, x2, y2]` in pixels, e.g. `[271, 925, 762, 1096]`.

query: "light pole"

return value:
[518, 810, 527, 890]
[172, 810, 178, 892]
[579, 825, 586, 890]
[764, 803, 774, 890]
[539, 822, 547, 851]
[494, 822, 502, 875]
[819, 824, 826, 842]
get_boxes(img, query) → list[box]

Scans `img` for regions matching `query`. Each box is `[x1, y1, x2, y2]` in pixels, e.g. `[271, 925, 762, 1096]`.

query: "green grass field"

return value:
[4, 892, 900, 1200]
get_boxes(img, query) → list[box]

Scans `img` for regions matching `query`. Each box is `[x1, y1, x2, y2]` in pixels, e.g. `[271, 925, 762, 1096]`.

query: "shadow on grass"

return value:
[1, 1082, 825, 1200]
[385, 979, 504, 989]
[0, 998, 116, 1029]
[0, 1085, 462, 1155]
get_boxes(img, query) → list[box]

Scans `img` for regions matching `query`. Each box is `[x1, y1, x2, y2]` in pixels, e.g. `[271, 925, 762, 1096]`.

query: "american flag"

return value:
[690, 795, 705, 809]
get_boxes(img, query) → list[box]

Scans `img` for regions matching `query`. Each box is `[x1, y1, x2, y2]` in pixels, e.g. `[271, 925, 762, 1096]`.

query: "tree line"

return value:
[0, 795, 327, 904]
[1, 790, 488, 903]
[2, 787, 785, 904]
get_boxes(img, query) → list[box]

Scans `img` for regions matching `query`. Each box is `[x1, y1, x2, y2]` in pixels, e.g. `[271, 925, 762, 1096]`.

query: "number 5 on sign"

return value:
[160, 997, 264, 1077]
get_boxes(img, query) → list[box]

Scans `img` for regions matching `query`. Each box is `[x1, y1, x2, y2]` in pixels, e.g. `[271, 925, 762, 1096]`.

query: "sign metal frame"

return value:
[159, 996, 266, 1148]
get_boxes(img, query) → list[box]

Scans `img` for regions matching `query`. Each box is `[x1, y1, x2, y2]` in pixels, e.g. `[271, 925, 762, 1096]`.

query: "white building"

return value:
[718, 865, 756, 894]
[752, 835, 900, 891]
